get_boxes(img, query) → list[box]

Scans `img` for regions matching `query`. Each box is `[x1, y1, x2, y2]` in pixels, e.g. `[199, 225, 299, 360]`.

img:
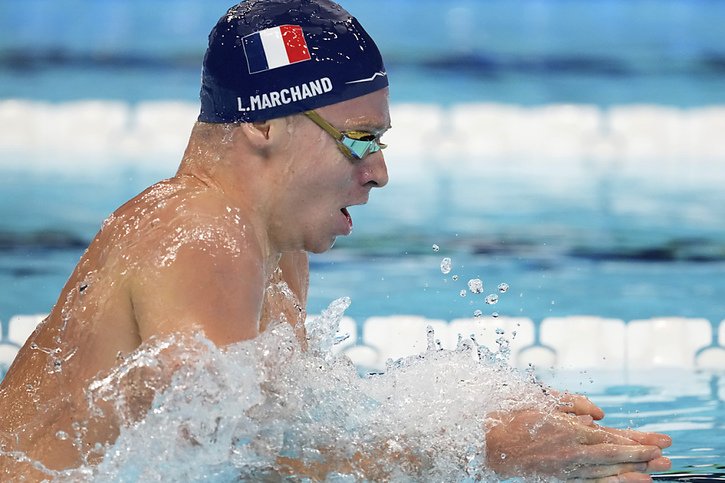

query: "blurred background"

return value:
[1, 0, 724, 324]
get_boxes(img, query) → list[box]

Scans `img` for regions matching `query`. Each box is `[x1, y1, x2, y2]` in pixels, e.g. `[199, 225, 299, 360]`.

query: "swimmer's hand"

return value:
[485, 409, 671, 481]
[549, 389, 605, 420]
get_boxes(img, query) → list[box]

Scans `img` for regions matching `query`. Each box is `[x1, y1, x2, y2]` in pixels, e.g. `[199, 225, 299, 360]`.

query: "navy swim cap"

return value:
[199, 0, 388, 123]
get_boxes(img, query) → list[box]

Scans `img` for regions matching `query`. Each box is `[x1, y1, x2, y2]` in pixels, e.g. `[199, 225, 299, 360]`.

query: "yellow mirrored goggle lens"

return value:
[339, 131, 387, 160]
[303, 110, 386, 161]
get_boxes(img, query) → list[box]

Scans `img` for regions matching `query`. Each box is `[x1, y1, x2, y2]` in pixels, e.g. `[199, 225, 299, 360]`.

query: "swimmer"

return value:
[0, 0, 670, 480]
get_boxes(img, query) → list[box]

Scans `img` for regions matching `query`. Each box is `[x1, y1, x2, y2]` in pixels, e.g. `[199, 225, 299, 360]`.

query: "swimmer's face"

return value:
[273, 88, 391, 253]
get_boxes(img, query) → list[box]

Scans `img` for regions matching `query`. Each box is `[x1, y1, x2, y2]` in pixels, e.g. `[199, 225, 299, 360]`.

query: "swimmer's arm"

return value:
[274, 443, 424, 480]
[131, 235, 266, 346]
[273, 412, 671, 481]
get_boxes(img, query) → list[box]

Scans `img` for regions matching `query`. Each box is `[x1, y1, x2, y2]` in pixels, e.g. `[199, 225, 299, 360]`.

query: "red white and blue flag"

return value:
[242, 25, 311, 74]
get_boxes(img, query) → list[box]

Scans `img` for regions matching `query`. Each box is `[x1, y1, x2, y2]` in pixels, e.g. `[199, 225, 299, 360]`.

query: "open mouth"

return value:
[340, 207, 352, 229]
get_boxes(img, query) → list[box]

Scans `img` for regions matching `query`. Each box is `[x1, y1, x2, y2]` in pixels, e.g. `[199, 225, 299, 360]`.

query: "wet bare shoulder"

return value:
[121, 178, 266, 346]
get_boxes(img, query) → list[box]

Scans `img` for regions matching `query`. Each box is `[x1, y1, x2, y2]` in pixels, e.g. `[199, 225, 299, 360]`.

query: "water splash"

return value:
[467, 278, 484, 294]
[18, 298, 560, 481]
[305, 296, 351, 358]
[440, 257, 452, 274]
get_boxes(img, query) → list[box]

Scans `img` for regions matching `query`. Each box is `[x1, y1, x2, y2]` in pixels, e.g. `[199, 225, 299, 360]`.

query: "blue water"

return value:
[1, 2, 724, 479]
[2, 0, 725, 106]
[1, 0, 724, 324]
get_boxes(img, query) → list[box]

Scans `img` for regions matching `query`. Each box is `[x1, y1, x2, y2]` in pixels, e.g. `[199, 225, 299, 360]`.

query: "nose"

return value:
[358, 150, 389, 188]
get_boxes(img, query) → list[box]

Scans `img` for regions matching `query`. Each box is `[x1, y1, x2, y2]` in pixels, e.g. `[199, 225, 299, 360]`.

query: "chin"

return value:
[306, 235, 338, 254]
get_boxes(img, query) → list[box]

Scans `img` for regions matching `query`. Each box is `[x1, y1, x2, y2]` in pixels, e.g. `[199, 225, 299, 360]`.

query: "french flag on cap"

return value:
[243, 25, 312, 74]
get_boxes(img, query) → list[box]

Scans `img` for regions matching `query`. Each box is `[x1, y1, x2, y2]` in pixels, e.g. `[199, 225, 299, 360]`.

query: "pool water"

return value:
[542, 369, 724, 481]
[1, 0, 724, 480]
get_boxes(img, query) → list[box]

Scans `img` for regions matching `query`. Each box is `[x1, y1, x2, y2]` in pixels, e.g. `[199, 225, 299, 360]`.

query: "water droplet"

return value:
[426, 325, 438, 351]
[30, 342, 38, 350]
[500, 452, 507, 460]
[432, 244, 440, 252]
[451, 275, 459, 281]
[492, 312, 499, 318]
[485, 294, 499, 305]
[56, 430, 69, 441]
[495, 328, 505, 335]
[459, 290, 466, 298]
[498, 283, 509, 293]
[473, 310, 483, 318]
[440, 257, 452, 274]
[467, 278, 483, 294]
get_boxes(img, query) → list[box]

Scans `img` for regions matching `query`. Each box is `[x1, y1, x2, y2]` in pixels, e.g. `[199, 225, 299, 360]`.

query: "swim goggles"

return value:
[303, 110, 386, 161]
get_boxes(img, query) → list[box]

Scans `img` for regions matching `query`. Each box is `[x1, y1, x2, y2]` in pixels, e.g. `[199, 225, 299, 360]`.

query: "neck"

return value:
[176, 122, 284, 277]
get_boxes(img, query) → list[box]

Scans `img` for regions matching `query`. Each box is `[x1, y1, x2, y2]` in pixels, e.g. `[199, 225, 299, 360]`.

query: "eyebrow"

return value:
[343, 122, 392, 135]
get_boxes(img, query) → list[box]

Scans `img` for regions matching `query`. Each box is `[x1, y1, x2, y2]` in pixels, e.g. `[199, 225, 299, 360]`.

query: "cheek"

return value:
[285, 143, 354, 198]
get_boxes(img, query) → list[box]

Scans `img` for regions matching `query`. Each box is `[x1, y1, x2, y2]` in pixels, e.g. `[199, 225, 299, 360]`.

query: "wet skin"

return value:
[0, 89, 391, 478]
[0, 86, 670, 480]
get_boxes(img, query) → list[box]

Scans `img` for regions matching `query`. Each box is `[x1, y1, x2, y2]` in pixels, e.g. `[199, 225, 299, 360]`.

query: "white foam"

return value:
[7, 300, 555, 481]
[448, 316, 535, 368]
[362, 315, 449, 369]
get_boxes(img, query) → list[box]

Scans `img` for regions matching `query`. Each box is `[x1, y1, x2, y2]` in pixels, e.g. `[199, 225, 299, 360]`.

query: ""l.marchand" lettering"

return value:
[237, 77, 333, 112]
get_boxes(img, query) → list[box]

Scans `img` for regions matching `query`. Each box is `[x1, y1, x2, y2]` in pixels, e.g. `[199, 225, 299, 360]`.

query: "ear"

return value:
[237, 118, 290, 153]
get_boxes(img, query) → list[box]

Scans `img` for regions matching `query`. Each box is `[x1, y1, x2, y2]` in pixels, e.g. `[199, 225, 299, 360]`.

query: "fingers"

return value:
[485, 408, 671, 483]
[598, 426, 672, 449]
[570, 460, 669, 482]
[592, 472, 653, 482]
[563, 418, 671, 477]
[550, 391, 670, 453]
[567, 462, 653, 480]
[645, 456, 671, 472]
[579, 425, 640, 446]
[578, 415, 595, 426]
[564, 455, 671, 480]
[555, 391, 605, 420]
[560, 457, 670, 481]
[593, 443, 662, 464]
[614, 474, 653, 483]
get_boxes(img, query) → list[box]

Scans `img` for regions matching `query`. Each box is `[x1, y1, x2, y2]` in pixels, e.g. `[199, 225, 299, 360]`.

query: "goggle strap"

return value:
[303, 111, 344, 142]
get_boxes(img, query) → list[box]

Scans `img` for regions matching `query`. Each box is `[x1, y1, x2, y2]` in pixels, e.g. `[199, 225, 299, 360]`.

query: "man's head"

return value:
[199, 0, 388, 123]
[192, 0, 391, 254]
